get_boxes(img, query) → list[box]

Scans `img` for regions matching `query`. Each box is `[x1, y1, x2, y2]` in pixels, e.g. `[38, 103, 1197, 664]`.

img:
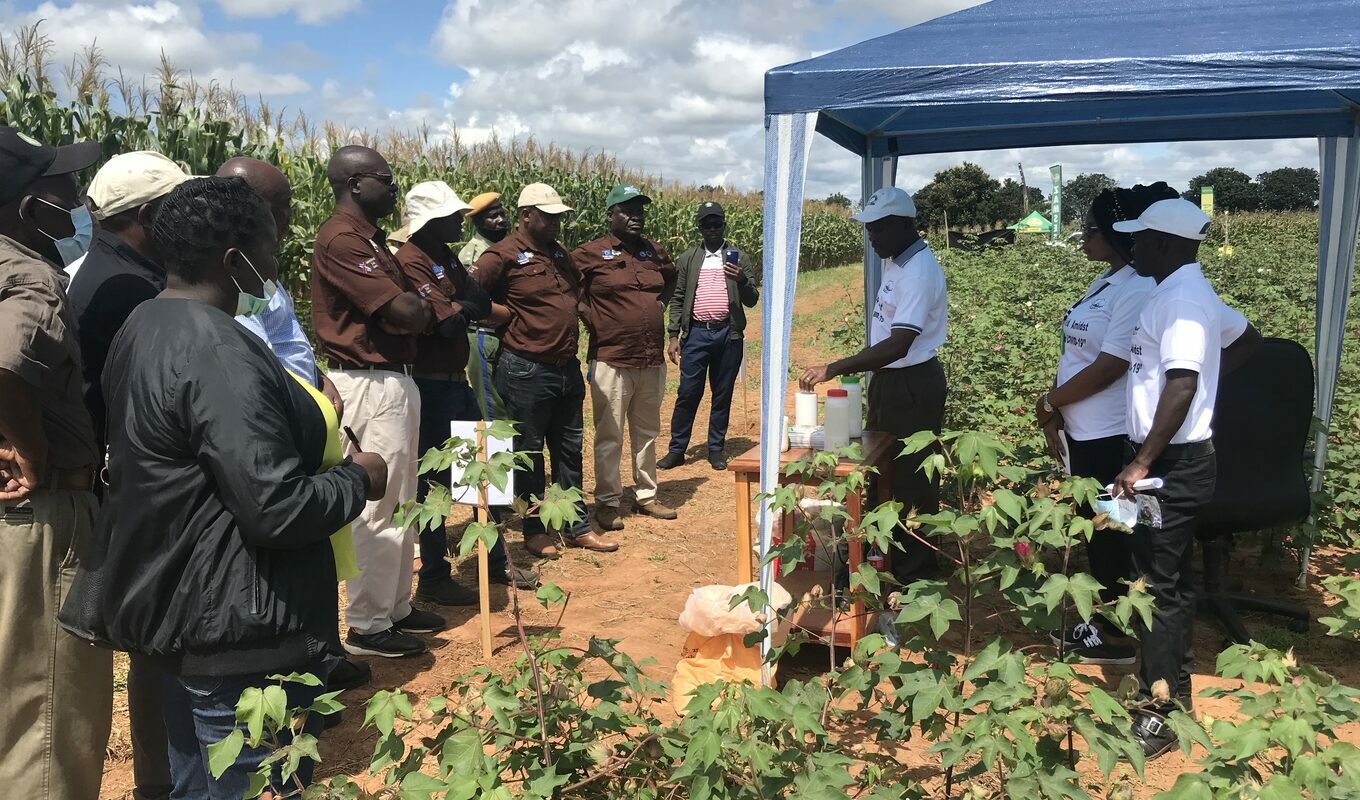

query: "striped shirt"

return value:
[692, 247, 729, 321]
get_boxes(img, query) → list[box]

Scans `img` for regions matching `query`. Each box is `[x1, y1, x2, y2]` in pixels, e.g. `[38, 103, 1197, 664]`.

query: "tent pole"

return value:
[1307, 128, 1360, 588]
[758, 112, 818, 685]
[861, 151, 892, 344]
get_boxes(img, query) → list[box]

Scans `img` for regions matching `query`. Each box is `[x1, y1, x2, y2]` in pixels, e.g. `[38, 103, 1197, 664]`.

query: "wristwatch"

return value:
[1040, 393, 1054, 414]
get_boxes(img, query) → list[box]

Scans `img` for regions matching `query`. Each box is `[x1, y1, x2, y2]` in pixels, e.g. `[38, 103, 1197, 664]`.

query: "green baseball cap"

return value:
[605, 183, 651, 209]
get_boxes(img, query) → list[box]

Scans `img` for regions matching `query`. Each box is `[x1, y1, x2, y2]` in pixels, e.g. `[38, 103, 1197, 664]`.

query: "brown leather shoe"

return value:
[566, 531, 619, 552]
[633, 500, 678, 520]
[524, 532, 560, 560]
[594, 505, 624, 531]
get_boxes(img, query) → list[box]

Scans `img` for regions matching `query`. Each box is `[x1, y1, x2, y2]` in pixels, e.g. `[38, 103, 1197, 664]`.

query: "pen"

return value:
[343, 426, 363, 452]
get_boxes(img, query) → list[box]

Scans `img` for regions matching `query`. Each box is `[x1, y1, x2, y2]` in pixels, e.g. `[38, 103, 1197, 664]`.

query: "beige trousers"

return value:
[331, 370, 420, 635]
[591, 361, 666, 508]
[0, 489, 113, 800]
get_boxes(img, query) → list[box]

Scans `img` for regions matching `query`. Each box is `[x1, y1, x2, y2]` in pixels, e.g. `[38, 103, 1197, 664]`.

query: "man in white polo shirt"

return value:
[800, 186, 948, 580]
[1110, 198, 1261, 758]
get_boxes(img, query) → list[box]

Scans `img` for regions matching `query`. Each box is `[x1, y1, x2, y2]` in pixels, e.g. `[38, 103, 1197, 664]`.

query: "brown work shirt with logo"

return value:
[394, 240, 492, 377]
[470, 229, 581, 366]
[573, 234, 676, 368]
[0, 235, 99, 470]
[310, 207, 418, 368]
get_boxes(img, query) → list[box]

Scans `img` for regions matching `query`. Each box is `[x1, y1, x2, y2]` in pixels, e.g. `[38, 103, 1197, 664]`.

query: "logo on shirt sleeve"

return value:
[602, 248, 616, 260]
[418, 283, 434, 297]
[356, 258, 378, 274]
[433, 264, 446, 279]
[517, 251, 532, 265]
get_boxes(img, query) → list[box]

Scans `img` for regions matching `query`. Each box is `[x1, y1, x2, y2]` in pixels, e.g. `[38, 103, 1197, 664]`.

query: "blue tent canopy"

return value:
[767, 0, 1360, 156]
[754, 0, 1360, 660]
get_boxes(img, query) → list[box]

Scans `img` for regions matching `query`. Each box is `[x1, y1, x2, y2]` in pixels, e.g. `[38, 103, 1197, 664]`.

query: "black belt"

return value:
[1125, 439, 1215, 460]
[875, 356, 941, 374]
[412, 370, 467, 383]
[327, 360, 412, 375]
[502, 346, 576, 368]
[689, 317, 730, 331]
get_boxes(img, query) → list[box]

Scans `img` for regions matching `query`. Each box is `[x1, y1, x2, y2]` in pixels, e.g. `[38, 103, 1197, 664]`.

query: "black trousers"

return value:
[1065, 432, 1132, 606]
[667, 322, 744, 456]
[866, 358, 948, 576]
[1126, 444, 1216, 707]
[129, 653, 171, 800]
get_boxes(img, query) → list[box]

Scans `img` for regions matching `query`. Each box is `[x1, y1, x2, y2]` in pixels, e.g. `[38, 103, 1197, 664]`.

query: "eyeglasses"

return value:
[353, 172, 396, 187]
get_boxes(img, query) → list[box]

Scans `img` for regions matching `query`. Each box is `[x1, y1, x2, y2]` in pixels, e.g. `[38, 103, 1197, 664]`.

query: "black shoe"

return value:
[1048, 622, 1137, 665]
[327, 657, 371, 691]
[1130, 709, 1178, 759]
[415, 576, 479, 606]
[708, 452, 728, 470]
[490, 563, 540, 589]
[344, 628, 426, 658]
[393, 607, 447, 634]
[657, 452, 685, 469]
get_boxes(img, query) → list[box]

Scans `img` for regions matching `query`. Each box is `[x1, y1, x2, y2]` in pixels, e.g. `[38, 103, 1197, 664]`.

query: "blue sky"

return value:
[1, 0, 1317, 201]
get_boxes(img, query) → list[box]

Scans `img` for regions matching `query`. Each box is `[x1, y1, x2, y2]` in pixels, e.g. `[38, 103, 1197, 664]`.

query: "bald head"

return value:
[216, 157, 292, 233]
[326, 145, 398, 223]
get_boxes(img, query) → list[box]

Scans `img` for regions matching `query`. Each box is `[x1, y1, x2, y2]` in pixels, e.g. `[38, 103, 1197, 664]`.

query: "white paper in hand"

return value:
[449, 420, 515, 507]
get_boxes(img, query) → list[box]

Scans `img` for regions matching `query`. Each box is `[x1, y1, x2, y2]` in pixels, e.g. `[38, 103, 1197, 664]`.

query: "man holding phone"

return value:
[660, 201, 759, 472]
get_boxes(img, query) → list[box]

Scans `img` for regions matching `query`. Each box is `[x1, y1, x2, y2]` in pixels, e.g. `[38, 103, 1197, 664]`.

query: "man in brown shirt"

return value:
[0, 126, 111, 800]
[392, 180, 539, 595]
[575, 185, 679, 531]
[311, 145, 446, 659]
[470, 183, 616, 557]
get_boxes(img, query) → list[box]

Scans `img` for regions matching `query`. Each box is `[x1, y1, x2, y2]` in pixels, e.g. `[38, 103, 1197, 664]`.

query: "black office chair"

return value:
[1197, 337, 1312, 643]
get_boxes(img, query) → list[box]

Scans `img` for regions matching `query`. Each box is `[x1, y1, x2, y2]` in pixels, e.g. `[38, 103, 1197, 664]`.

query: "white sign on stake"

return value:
[448, 420, 515, 506]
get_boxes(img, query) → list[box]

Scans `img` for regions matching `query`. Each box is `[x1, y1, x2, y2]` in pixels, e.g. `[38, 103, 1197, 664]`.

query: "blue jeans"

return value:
[668, 323, 744, 456]
[493, 349, 590, 539]
[162, 654, 335, 799]
[413, 376, 509, 580]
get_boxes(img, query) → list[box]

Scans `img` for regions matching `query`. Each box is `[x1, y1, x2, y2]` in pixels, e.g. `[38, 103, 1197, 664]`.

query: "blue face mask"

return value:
[231, 251, 278, 318]
[29, 197, 94, 266]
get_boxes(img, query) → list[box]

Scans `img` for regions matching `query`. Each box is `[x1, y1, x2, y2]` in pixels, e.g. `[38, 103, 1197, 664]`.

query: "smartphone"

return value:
[724, 248, 739, 266]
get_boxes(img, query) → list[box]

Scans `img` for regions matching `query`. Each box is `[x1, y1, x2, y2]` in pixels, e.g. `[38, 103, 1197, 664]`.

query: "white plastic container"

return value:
[795, 391, 818, 428]
[839, 376, 863, 437]
[823, 388, 851, 450]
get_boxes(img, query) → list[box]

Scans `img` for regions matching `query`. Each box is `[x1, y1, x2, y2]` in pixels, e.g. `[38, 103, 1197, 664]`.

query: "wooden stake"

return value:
[476, 421, 493, 661]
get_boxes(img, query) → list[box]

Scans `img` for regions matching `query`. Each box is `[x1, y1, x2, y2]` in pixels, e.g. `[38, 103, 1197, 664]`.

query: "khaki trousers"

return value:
[591, 361, 665, 508]
[0, 489, 113, 800]
[331, 370, 420, 635]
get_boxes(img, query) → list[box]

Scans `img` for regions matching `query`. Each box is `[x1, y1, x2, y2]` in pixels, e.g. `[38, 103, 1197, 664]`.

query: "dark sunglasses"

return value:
[353, 172, 396, 187]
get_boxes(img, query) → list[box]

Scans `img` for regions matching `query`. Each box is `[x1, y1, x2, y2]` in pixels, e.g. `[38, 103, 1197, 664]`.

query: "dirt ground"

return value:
[97, 271, 1359, 798]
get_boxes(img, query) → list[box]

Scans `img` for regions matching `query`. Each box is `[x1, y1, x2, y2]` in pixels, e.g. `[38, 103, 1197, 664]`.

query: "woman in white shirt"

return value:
[1035, 183, 1178, 663]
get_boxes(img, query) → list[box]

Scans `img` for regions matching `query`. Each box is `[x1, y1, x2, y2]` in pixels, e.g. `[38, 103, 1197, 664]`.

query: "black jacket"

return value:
[60, 298, 369, 676]
[666, 242, 759, 338]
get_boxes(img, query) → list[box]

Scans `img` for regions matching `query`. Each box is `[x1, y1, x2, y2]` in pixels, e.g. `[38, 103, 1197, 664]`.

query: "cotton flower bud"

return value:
[1110, 782, 1135, 800]
[550, 681, 570, 702]
[1150, 679, 1172, 703]
[1128, 577, 1149, 595]
[1116, 675, 1140, 702]
[963, 784, 990, 800]
[1013, 539, 1035, 565]
[887, 591, 903, 610]
[1044, 677, 1070, 703]
[1281, 648, 1297, 670]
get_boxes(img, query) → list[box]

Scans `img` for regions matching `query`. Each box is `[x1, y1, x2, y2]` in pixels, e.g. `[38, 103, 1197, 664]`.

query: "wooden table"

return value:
[727, 430, 895, 649]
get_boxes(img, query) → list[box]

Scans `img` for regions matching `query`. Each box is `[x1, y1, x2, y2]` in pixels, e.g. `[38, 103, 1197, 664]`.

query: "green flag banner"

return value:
[1049, 164, 1063, 242]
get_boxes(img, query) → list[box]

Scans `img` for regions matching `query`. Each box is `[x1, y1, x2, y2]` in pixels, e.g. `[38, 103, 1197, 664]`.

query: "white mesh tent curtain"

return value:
[756, 0, 1360, 652]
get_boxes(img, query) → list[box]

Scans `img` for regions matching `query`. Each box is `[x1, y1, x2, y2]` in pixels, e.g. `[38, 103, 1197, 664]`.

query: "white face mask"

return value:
[231, 251, 278, 318]
[28, 197, 94, 266]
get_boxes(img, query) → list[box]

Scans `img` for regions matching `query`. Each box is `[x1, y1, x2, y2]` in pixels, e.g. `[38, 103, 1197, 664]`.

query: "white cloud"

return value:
[214, 0, 360, 24]
[5, 1, 311, 97]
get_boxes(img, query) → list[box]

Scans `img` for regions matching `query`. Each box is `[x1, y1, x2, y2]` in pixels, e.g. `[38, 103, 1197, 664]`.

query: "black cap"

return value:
[0, 126, 102, 207]
[697, 200, 725, 221]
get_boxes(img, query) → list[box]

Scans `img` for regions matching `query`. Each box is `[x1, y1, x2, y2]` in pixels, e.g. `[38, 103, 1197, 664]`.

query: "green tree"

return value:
[991, 178, 1047, 226]
[913, 162, 1001, 229]
[1062, 172, 1118, 223]
[1256, 167, 1319, 211]
[1185, 167, 1260, 212]
[824, 191, 852, 209]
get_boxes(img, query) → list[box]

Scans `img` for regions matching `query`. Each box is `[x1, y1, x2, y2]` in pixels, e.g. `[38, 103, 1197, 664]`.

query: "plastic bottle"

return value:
[839, 376, 863, 437]
[867, 545, 886, 572]
[794, 391, 818, 428]
[823, 388, 851, 450]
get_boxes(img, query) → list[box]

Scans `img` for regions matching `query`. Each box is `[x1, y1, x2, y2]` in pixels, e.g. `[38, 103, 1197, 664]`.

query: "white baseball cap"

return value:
[87, 151, 192, 220]
[517, 182, 573, 215]
[851, 186, 917, 223]
[1112, 198, 1212, 241]
[392, 180, 472, 243]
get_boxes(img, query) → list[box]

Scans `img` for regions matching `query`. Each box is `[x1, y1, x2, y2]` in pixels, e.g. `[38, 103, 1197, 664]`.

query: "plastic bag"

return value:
[672, 582, 793, 714]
